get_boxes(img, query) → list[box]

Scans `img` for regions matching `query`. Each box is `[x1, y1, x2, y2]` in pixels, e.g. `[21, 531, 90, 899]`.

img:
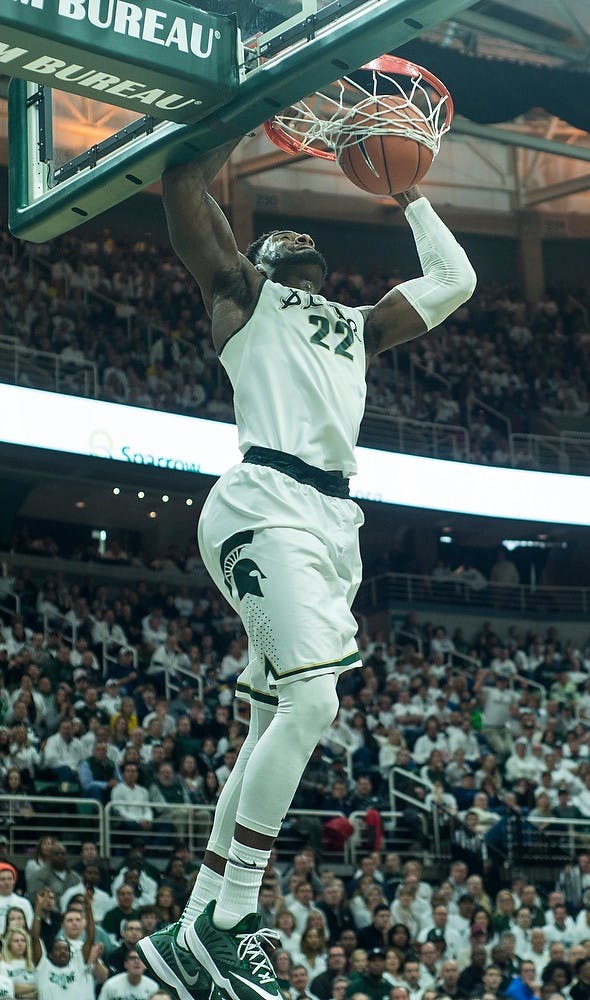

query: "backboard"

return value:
[6, 0, 476, 242]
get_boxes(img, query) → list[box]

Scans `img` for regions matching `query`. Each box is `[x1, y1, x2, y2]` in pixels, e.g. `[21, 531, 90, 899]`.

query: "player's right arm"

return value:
[162, 141, 262, 350]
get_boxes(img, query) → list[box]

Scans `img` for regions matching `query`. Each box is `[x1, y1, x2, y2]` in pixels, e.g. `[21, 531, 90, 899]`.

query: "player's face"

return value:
[259, 231, 326, 287]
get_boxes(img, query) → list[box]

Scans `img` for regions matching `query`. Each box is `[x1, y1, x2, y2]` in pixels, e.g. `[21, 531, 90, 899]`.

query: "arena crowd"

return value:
[0, 552, 589, 999]
[2, 229, 590, 469]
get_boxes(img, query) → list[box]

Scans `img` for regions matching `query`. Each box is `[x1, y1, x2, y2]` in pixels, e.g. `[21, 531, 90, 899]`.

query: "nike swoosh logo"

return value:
[229, 971, 278, 1000]
[171, 941, 202, 986]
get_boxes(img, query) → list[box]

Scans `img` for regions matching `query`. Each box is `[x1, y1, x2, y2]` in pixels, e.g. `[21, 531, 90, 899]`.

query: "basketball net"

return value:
[264, 55, 453, 162]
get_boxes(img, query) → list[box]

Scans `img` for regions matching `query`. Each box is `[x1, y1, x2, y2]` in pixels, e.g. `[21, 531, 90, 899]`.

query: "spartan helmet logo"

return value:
[220, 531, 266, 600]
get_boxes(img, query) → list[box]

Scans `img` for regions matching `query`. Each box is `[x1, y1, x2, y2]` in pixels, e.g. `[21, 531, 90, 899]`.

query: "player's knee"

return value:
[286, 674, 339, 734]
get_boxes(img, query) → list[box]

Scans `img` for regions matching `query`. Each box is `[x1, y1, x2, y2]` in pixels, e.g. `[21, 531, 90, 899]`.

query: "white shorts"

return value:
[197, 462, 364, 708]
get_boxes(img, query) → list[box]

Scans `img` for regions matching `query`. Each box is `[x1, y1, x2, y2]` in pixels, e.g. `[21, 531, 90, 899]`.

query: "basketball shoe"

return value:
[137, 921, 217, 1000]
[184, 900, 282, 1000]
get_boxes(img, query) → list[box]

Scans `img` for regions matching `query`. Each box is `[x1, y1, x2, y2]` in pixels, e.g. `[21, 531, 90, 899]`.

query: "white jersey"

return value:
[220, 278, 367, 476]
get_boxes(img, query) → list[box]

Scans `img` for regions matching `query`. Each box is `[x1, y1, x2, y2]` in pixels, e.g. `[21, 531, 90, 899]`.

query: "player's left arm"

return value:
[363, 186, 477, 361]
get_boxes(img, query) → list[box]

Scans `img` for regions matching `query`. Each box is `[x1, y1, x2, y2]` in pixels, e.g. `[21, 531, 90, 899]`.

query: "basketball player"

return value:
[137, 138, 476, 1000]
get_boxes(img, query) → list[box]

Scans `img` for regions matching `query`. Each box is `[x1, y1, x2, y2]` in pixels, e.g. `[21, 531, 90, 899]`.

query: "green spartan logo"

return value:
[220, 530, 266, 600]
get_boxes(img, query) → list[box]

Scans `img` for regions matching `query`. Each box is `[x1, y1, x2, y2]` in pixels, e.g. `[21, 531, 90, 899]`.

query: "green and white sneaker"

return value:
[185, 901, 282, 1000]
[137, 921, 216, 1000]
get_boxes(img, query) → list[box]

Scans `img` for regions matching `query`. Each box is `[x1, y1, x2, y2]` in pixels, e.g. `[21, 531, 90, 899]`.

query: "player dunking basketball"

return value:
[137, 137, 476, 1000]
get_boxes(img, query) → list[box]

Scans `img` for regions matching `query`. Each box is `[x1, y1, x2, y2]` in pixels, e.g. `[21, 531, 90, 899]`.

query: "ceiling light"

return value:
[137, 491, 145, 499]
[185, 498, 193, 506]
[149, 510, 157, 519]
[112, 487, 120, 496]
[162, 494, 169, 503]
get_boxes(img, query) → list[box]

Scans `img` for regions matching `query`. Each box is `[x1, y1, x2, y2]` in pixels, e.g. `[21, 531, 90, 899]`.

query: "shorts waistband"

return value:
[243, 446, 350, 499]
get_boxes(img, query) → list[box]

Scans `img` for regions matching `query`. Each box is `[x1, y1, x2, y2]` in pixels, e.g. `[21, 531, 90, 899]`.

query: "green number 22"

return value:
[309, 314, 354, 360]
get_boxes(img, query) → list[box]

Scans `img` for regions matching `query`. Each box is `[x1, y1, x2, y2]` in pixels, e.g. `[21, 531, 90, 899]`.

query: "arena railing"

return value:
[356, 571, 590, 617]
[163, 662, 204, 704]
[360, 408, 470, 462]
[347, 808, 434, 867]
[103, 801, 350, 869]
[466, 395, 512, 450]
[0, 590, 21, 620]
[388, 767, 443, 857]
[42, 609, 77, 648]
[512, 431, 590, 475]
[0, 793, 104, 856]
[1, 551, 210, 594]
[0, 335, 98, 399]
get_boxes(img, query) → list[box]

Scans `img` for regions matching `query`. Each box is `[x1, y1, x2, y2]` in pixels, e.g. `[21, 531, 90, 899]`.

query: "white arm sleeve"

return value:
[395, 196, 477, 331]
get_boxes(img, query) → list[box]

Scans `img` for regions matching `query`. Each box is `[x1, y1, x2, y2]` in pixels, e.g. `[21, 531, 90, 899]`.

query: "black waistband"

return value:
[243, 446, 350, 499]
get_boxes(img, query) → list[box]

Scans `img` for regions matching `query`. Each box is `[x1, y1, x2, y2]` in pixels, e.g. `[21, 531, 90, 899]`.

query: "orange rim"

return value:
[263, 54, 454, 160]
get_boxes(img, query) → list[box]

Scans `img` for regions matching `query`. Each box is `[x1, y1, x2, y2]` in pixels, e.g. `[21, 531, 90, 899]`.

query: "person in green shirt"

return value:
[346, 951, 391, 1000]
[101, 885, 140, 941]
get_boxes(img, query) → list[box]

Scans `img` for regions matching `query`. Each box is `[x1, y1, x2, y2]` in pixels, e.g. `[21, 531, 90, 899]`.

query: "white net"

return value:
[269, 66, 451, 157]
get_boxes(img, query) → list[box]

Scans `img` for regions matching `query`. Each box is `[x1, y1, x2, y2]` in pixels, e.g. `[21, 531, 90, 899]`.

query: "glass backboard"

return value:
[7, 0, 475, 241]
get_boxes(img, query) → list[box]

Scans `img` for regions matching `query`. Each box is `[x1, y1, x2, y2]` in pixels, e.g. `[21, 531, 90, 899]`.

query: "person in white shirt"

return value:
[474, 669, 518, 760]
[141, 613, 168, 651]
[91, 610, 128, 651]
[61, 865, 113, 924]
[288, 883, 326, 937]
[98, 679, 122, 719]
[147, 636, 190, 686]
[430, 627, 456, 659]
[0, 927, 37, 999]
[505, 740, 540, 785]
[417, 905, 463, 960]
[511, 906, 534, 958]
[32, 889, 106, 1000]
[526, 928, 550, 977]
[412, 717, 449, 766]
[111, 763, 155, 830]
[389, 887, 423, 939]
[0, 866, 34, 934]
[97, 951, 159, 1000]
[544, 904, 577, 949]
[219, 639, 247, 682]
[447, 715, 482, 764]
[403, 960, 426, 1000]
[43, 720, 85, 782]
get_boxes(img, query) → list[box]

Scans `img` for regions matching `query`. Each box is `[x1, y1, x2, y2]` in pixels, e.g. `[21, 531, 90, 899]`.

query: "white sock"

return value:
[213, 839, 270, 929]
[177, 865, 223, 946]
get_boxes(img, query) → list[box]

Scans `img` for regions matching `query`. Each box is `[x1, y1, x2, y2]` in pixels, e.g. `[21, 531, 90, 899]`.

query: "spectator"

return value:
[111, 762, 156, 835]
[571, 959, 590, 1000]
[0, 928, 37, 1000]
[27, 842, 80, 906]
[345, 949, 390, 1000]
[100, 949, 159, 1000]
[0, 866, 33, 934]
[42, 719, 85, 784]
[504, 960, 542, 1000]
[310, 945, 349, 1000]
[290, 963, 321, 1000]
[31, 889, 107, 1000]
[102, 885, 141, 941]
[78, 738, 119, 803]
[61, 865, 113, 923]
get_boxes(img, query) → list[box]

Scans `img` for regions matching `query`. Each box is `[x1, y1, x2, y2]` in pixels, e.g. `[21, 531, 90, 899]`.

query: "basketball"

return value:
[337, 95, 434, 196]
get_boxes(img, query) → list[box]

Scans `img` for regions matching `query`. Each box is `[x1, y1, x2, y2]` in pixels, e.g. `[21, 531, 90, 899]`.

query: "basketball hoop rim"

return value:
[263, 54, 454, 161]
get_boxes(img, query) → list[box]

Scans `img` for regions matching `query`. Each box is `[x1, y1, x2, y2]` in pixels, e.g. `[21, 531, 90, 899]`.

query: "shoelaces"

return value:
[235, 928, 282, 985]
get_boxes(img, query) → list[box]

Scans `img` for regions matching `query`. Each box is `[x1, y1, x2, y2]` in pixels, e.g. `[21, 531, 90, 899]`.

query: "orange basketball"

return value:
[337, 95, 434, 196]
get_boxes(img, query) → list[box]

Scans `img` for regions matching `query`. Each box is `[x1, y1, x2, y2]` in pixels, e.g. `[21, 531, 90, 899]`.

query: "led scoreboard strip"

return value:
[2, 384, 590, 525]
